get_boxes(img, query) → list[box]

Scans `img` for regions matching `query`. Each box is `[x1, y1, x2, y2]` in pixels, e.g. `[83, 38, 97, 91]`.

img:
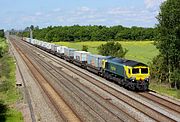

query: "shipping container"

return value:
[25, 38, 31, 43]
[60, 46, 68, 54]
[64, 48, 76, 62]
[64, 48, 76, 57]
[38, 41, 43, 47]
[56, 46, 68, 54]
[25, 38, 28, 42]
[56, 46, 61, 53]
[42, 42, 48, 48]
[56, 45, 67, 58]
[74, 51, 90, 62]
[31, 39, 35, 44]
[87, 54, 106, 68]
[51, 44, 58, 52]
[46, 43, 52, 50]
[34, 39, 39, 46]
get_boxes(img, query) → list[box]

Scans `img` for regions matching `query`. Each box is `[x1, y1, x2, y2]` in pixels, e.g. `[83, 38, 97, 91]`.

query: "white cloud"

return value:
[108, 8, 133, 15]
[78, 6, 91, 12]
[144, 0, 166, 11]
[73, 6, 96, 16]
[52, 8, 61, 12]
[35, 12, 42, 16]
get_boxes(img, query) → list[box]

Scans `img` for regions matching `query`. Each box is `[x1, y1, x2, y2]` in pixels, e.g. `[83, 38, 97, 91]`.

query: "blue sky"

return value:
[0, 0, 165, 30]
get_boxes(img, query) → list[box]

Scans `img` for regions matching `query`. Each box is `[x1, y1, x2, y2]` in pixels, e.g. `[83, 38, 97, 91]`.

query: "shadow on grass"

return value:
[0, 101, 8, 122]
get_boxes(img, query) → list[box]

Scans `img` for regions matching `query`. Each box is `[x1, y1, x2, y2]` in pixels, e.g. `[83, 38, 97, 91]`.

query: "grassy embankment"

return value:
[54, 41, 180, 99]
[0, 38, 23, 122]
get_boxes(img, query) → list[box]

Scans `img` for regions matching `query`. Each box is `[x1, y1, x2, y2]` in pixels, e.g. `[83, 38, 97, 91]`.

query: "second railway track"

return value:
[10, 37, 81, 122]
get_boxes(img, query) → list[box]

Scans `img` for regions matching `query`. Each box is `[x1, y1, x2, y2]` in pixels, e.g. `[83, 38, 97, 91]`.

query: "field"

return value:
[54, 41, 159, 64]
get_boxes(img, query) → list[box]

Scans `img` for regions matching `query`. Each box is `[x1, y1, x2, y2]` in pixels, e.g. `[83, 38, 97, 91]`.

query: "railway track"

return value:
[11, 36, 180, 121]
[21, 39, 180, 121]
[12, 37, 136, 121]
[138, 92, 180, 116]
[10, 37, 81, 122]
[8, 38, 36, 122]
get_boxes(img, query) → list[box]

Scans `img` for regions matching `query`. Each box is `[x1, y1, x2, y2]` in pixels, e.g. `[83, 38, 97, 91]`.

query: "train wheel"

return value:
[130, 84, 135, 91]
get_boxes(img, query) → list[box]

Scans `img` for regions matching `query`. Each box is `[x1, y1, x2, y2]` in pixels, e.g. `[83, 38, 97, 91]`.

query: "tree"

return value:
[155, 0, 180, 88]
[30, 25, 34, 30]
[97, 41, 128, 58]
[0, 46, 3, 57]
[82, 45, 88, 51]
[0, 29, 4, 38]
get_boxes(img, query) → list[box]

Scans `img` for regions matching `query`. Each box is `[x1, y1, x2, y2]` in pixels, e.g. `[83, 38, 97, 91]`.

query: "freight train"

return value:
[23, 37, 150, 91]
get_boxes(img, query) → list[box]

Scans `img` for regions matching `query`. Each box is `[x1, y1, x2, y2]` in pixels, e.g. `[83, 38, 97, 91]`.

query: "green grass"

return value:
[54, 41, 158, 64]
[150, 82, 180, 99]
[0, 38, 23, 122]
[0, 38, 7, 47]
[2, 109, 23, 122]
[0, 38, 7, 59]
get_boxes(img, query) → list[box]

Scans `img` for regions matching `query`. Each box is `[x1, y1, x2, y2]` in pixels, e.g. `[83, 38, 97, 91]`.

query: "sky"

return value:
[0, 0, 165, 30]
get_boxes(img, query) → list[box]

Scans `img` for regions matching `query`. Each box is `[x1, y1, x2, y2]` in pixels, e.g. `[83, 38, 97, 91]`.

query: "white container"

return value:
[31, 39, 35, 44]
[34, 39, 39, 45]
[46, 43, 51, 50]
[25, 38, 30, 43]
[42, 42, 47, 48]
[60, 46, 68, 54]
[51, 44, 58, 52]
[57, 46, 61, 53]
[64, 48, 76, 57]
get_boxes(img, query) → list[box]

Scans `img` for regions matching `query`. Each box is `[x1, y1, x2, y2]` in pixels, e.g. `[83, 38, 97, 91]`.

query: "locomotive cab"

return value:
[125, 64, 150, 91]
[126, 66, 150, 81]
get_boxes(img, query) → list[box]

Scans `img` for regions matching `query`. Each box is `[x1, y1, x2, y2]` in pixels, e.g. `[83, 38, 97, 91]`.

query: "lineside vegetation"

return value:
[151, 0, 180, 90]
[0, 37, 23, 122]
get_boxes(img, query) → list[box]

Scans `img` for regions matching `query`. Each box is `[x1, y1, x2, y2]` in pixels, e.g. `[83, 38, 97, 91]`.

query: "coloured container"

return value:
[74, 51, 90, 62]
[87, 54, 106, 68]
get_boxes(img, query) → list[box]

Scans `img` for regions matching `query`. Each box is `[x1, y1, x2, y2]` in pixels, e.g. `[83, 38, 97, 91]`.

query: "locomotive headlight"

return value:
[130, 77, 136, 81]
[145, 77, 149, 82]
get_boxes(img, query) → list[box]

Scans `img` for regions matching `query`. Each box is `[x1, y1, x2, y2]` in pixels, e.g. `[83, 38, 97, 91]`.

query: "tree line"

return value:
[21, 25, 157, 42]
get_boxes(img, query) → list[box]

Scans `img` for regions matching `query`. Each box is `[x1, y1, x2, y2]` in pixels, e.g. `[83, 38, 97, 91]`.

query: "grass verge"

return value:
[150, 82, 180, 99]
[0, 38, 23, 122]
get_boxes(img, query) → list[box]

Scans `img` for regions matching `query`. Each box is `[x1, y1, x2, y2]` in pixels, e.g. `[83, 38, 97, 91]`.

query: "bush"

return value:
[0, 38, 7, 58]
[82, 45, 88, 51]
[97, 41, 128, 58]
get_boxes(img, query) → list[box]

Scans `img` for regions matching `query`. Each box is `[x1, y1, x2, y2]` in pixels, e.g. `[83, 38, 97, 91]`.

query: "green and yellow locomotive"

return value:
[102, 58, 150, 91]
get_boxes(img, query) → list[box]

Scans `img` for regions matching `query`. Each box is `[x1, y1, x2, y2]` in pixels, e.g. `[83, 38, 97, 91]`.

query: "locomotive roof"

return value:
[108, 57, 147, 67]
